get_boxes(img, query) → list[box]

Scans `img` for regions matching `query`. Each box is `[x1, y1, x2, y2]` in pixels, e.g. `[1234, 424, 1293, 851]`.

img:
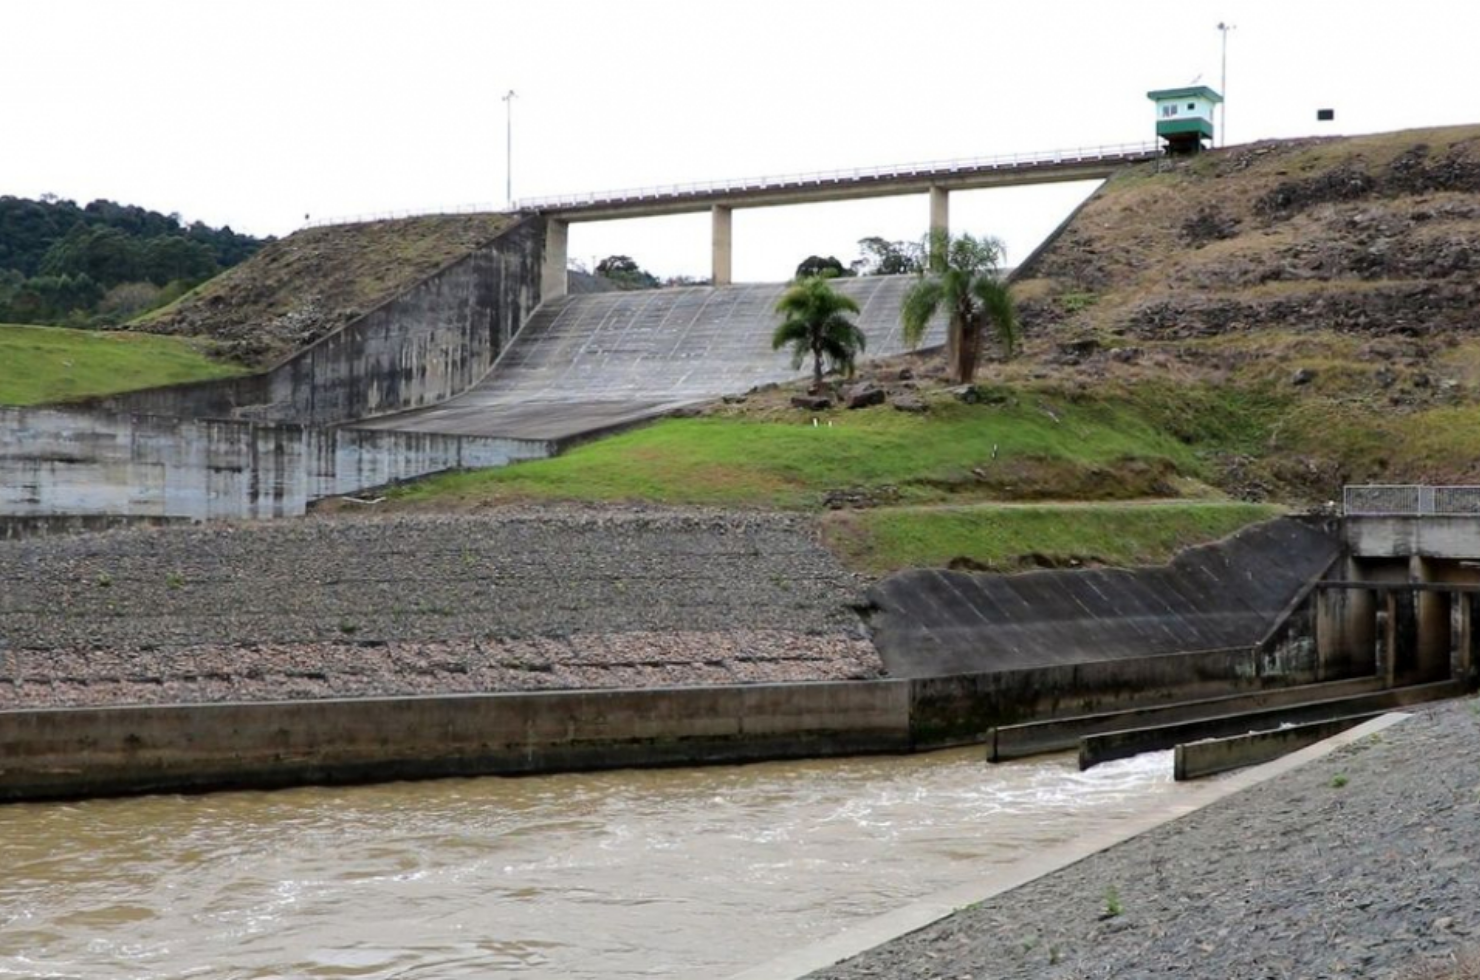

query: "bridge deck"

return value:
[355, 277, 944, 442]
[519, 143, 1159, 221]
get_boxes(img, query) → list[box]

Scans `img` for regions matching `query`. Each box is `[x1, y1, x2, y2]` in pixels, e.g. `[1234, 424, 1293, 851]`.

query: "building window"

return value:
[1187, 102, 1196, 110]
[1162, 105, 1178, 117]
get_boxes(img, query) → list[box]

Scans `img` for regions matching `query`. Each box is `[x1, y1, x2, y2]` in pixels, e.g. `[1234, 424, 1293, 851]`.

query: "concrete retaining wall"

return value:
[0, 645, 1351, 801]
[0, 681, 915, 801]
[0, 405, 549, 521]
[80, 217, 547, 426]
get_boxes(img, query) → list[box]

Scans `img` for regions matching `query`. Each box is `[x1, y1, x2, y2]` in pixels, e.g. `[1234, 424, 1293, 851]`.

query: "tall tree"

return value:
[772, 275, 867, 393]
[901, 231, 1018, 384]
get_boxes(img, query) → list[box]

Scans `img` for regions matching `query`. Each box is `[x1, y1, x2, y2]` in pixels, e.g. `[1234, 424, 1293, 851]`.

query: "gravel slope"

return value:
[0, 507, 880, 707]
[807, 698, 1480, 980]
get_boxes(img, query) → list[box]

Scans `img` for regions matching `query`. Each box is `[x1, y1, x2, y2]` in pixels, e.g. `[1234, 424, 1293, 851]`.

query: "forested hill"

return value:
[0, 195, 267, 328]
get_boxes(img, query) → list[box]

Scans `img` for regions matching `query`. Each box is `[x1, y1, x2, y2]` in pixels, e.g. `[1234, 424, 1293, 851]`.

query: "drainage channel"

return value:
[0, 747, 1202, 979]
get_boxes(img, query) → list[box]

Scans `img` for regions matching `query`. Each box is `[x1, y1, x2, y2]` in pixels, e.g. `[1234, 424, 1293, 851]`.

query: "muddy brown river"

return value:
[0, 749, 1194, 979]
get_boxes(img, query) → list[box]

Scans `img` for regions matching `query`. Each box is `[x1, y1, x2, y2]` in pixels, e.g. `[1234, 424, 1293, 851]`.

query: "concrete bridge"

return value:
[518, 141, 1159, 295]
[1317, 485, 1480, 686]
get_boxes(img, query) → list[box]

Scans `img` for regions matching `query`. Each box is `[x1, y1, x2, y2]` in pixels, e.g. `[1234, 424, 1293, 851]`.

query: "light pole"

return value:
[502, 89, 518, 206]
[1217, 22, 1235, 147]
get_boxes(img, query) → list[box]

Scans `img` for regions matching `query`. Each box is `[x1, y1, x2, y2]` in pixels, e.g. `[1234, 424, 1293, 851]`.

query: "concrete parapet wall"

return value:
[0, 681, 914, 801]
[81, 218, 546, 426]
[0, 405, 549, 522]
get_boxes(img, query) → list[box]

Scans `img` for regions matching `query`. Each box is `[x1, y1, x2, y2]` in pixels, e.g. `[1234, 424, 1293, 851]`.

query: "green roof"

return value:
[1147, 85, 1224, 104]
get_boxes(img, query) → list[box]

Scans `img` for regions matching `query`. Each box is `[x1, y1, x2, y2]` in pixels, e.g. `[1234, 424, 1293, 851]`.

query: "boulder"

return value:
[892, 394, 929, 414]
[844, 384, 886, 409]
[791, 394, 832, 411]
[948, 385, 981, 404]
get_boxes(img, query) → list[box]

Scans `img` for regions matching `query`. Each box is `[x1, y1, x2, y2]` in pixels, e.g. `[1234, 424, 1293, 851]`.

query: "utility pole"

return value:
[1217, 22, 1235, 147]
[502, 89, 518, 206]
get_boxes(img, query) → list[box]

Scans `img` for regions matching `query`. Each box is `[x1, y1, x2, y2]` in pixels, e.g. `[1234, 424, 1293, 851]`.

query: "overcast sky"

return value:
[6, 1, 1480, 281]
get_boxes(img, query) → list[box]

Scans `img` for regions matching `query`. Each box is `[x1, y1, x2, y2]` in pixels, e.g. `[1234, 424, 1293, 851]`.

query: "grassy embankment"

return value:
[0, 323, 244, 405]
[388, 384, 1290, 573]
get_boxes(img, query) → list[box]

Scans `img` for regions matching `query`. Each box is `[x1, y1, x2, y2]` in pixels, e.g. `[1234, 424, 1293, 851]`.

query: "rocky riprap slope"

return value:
[810, 698, 1480, 980]
[0, 507, 879, 707]
[1017, 126, 1480, 346]
[133, 213, 514, 366]
[985, 124, 1480, 496]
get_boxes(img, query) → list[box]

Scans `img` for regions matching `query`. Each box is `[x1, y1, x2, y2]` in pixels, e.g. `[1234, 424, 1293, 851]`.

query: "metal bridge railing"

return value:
[1344, 485, 1480, 516]
[300, 139, 1161, 229]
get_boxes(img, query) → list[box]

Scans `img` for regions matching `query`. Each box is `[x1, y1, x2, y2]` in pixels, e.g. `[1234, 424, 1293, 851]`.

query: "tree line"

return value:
[0, 195, 266, 327]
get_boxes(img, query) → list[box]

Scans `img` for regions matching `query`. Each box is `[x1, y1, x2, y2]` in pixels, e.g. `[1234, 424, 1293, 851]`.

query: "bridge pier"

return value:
[712, 205, 732, 286]
[542, 218, 568, 301]
[929, 185, 950, 242]
[1411, 556, 1453, 682]
[1316, 559, 1374, 680]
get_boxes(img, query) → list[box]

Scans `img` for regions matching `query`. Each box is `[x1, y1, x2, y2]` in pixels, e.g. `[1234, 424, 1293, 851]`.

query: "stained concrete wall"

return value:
[0, 405, 550, 521]
[1345, 516, 1480, 560]
[81, 217, 547, 426]
[869, 518, 1341, 678]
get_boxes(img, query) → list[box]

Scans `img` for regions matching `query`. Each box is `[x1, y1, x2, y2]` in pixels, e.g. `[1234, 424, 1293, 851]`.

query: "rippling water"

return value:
[0, 749, 1190, 979]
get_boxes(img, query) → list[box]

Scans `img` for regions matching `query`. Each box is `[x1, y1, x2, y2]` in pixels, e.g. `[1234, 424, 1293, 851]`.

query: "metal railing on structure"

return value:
[299, 140, 1162, 229]
[511, 141, 1161, 212]
[1343, 485, 1480, 516]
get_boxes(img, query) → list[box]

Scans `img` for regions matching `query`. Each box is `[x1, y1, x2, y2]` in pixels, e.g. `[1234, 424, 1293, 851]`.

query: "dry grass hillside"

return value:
[133, 213, 515, 366]
[998, 124, 1480, 494]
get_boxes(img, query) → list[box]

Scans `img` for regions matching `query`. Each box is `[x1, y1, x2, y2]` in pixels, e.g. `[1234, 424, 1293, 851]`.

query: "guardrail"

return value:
[1343, 485, 1480, 516]
[511, 141, 1160, 212]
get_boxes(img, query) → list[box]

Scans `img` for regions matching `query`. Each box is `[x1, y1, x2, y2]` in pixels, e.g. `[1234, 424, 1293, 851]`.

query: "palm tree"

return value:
[901, 230, 1019, 384]
[772, 275, 867, 393]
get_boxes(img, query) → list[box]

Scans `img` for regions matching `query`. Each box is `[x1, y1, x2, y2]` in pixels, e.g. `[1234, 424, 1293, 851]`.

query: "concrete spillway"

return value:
[357, 276, 945, 442]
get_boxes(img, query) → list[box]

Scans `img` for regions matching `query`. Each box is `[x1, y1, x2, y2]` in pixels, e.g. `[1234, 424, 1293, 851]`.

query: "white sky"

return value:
[5, 0, 1479, 282]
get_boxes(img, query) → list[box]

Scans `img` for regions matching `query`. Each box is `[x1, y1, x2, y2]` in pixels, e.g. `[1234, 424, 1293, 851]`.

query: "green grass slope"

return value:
[388, 397, 1207, 511]
[0, 323, 244, 405]
[821, 501, 1283, 575]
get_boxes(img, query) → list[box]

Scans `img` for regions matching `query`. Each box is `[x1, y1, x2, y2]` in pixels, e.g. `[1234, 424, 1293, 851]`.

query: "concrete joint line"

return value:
[726, 712, 1411, 980]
